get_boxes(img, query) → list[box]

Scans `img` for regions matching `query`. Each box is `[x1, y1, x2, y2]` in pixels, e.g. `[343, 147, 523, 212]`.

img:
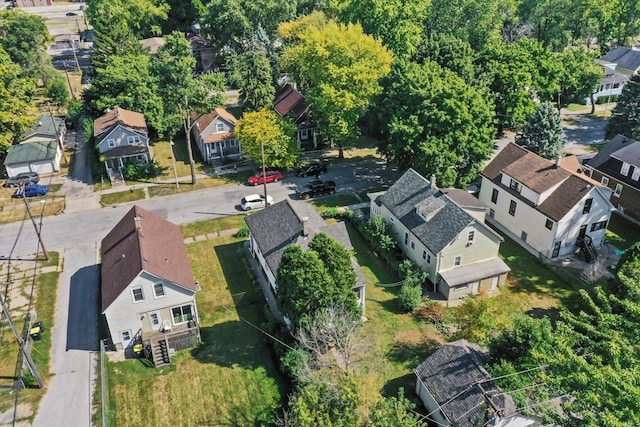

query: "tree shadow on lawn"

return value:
[382, 373, 425, 410]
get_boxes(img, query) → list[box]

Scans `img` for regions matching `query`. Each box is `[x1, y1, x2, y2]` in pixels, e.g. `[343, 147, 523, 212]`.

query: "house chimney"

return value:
[134, 215, 142, 230]
[302, 217, 309, 237]
[430, 174, 437, 188]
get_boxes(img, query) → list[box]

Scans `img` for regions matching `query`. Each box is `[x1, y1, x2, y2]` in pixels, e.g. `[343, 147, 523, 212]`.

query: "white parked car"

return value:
[241, 194, 274, 211]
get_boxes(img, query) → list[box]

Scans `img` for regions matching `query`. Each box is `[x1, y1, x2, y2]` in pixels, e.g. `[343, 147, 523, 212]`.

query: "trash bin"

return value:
[29, 321, 44, 341]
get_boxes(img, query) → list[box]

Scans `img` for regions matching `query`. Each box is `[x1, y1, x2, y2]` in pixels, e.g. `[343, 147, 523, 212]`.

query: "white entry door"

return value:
[491, 276, 499, 290]
[149, 311, 161, 331]
[120, 330, 133, 349]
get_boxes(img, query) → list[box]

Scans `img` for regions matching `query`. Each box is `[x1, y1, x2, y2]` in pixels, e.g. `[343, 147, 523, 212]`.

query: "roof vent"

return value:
[38, 121, 43, 126]
[134, 215, 141, 230]
[302, 217, 309, 237]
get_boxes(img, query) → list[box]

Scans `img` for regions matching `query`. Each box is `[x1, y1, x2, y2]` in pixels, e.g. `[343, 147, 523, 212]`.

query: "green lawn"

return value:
[180, 215, 247, 239]
[100, 188, 146, 205]
[104, 236, 286, 426]
[606, 212, 640, 251]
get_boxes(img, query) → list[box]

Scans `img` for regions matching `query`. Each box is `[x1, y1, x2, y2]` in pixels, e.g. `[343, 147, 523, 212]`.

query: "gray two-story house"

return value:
[94, 107, 151, 182]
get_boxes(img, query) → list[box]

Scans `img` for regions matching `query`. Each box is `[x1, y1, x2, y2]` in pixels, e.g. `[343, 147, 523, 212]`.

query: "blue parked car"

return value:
[12, 184, 49, 198]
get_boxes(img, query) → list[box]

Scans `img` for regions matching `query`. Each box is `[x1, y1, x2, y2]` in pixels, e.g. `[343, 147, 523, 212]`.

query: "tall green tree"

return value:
[606, 72, 640, 140]
[0, 10, 51, 80]
[85, 0, 169, 39]
[83, 53, 165, 132]
[154, 32, 225, 183]
[308, 233, 358, 300]
[488, 242, 640, 425]
[234, 109, 300, 168]
[226, 44, 275, 112]
[413, 34, 477, 82]
[331, 0, 429, 59]
[0, 46, 37, 153]
[276, 245, 336, 327]
[515, 102, 565, 159]
[425, 0, 503, 50]
[558, 48, 603, 110]
[279, 12, 393, 156]
[372, 60, 495, 188]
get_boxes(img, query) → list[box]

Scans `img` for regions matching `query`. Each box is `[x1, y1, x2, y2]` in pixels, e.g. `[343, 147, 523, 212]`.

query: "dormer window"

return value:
[621, 162, 630, 176]
[632, 167, 640, 181]
[509, 179, 521, 192]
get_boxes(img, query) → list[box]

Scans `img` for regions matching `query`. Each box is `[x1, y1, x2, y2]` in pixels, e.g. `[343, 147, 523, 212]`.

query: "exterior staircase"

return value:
[151, 337, 171, 367]
[577, 235, 598, 263]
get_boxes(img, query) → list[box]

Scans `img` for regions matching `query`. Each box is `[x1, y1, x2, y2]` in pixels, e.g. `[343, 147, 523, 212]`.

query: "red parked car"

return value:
[247, 170, 283, 186]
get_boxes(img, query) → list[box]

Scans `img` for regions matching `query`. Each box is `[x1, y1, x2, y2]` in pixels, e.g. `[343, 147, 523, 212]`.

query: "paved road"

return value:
[32, 243, 98, 427]
[563, 116, 608, 155]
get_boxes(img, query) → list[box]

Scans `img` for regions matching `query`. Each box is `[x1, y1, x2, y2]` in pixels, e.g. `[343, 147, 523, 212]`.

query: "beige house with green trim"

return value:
[3, 139, 61, 177]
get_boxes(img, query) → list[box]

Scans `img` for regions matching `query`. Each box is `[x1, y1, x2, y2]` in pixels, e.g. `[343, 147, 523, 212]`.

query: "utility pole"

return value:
[0, 294, 44, 388]
[169, 140, 179, 189]
[68, 33, 81, 73]
[261, 140, 268, 206]
[21, 190, 49, 261]
[64, 65, 75, 100]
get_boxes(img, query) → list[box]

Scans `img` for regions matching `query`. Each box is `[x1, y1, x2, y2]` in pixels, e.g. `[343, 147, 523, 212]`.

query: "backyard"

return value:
[100, 206, 595, 423]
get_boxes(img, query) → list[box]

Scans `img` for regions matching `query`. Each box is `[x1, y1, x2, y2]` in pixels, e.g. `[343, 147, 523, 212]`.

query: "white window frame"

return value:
[153, 282, 165, 298]
[621, 162, 630, 176]
[301, 129, 309, 140]
[131, 286, 144, 303]
[545, 219, 553, 230]
[229, 139, 237, 147]
[467, 230, 475, 245]
[127, 135, 141, 145]
[454, 256, 462, 267]
[601, 176, 609, 186]
[509, 200, 517, 216]
[632, 167, 640, 181]
[614, 183, 623, 197]
[107, 138, 116, 148]
[216, 123, 224, 132]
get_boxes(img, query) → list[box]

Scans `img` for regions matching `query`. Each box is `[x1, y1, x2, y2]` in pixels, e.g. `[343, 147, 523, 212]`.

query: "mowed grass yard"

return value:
[103, 209, 593, 423]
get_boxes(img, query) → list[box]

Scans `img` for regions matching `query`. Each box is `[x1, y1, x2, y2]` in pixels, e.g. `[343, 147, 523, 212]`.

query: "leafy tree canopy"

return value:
[425, 0, 503, 50]
[0, 10, 51, 79]
[86, 0, 169, 39]
[276, 233, 361, 327]
[0, 46, 37, 153]
[279, 12, 393, 153]
[515, 101, 565, 159]
[330, 0, 429, 59]
[606, 72, 640, 140]
[83, 53, 166, 133]
[488, 242, 640, 425]
[372, 59, 495, 188]
[413, 33, 477, 83]
[226, 44, 275, 112]
[234, 109, 300, 168]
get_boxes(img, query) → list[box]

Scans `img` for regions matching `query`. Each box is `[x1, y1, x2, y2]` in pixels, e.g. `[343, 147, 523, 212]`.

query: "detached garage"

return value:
[3, 139, 61, 177]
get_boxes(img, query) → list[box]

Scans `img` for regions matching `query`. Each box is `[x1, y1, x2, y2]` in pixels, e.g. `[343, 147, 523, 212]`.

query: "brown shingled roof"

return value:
[192, 108, 237, 136]
[273, 83, 309, 122]
[94, 107, 147, 136]
[502, 153, 569, 193]
[101, 206, 196, 312]
[538, 175, 597, 221]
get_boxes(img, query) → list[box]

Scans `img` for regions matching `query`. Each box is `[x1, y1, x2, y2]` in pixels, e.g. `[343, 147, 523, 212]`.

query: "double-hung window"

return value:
[131, 286, 144, 302]
[172, 304, 193, 324]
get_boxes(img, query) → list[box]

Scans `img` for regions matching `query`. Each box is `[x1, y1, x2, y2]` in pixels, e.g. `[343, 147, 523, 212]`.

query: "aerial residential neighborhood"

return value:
[1, 1, 640, 426]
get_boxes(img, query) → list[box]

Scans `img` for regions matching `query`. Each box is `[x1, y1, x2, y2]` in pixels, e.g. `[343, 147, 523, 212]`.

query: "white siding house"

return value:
[479, 143, 615, 261]
[101, 206, 200, 366]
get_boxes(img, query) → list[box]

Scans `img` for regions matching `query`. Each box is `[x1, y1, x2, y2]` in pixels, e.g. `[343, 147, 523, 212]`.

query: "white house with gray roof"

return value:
[244, 199, 366, 319]
[369, 169, 510, 301]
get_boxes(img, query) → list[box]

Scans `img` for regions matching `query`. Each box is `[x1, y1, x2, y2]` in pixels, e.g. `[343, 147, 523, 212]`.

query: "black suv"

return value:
[3, 172, 40, 187]
[296, 162, 327, 177]
[296, 180, 337, 199]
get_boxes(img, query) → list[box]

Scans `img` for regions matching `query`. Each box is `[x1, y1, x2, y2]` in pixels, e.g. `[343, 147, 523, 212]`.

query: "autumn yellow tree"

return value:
[279, 12, 393, 156]
[235, 109, 300, 168]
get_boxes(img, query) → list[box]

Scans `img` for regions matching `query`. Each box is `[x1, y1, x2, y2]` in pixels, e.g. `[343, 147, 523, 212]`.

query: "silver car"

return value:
[241, 194, 274, 211]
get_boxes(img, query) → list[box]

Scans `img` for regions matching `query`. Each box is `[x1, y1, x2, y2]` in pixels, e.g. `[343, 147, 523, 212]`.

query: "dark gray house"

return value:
[414, 340, 538, 427]
[583, 134, 640, 221]
[244, 199, 366, 320]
